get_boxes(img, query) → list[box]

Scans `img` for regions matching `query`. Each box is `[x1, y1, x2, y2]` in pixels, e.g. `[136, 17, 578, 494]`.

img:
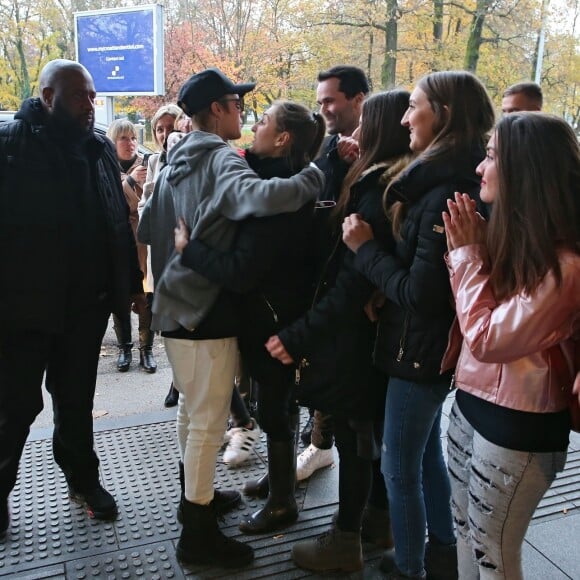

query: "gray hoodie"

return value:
[138, 130, 324, 332]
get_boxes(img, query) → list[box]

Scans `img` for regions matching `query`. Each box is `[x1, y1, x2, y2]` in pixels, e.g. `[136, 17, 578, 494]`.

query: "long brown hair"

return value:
[487, 112, 580, 300]
[415, 71, 494, 165]
[388, 71, 495, 238]
[334, 90, 411, 220]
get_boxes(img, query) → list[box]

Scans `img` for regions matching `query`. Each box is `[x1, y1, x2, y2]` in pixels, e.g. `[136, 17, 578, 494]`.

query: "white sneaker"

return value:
[223, 418, 261, 466]
[296, 444, 335, 481]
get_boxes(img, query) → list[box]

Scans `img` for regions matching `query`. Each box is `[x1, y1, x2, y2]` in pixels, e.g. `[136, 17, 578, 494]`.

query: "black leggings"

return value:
[334, 416, 373, 533]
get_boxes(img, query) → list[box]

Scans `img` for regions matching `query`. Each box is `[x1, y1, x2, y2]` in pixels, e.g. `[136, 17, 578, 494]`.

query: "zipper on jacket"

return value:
[311, 232, 342, 308]
[396, 313, 411, 362]
[295, 358, 310, 385]
[262, 294, 279, 323]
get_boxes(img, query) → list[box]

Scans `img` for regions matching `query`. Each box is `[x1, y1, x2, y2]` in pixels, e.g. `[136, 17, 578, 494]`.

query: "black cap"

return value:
[177, 68, 256, 116]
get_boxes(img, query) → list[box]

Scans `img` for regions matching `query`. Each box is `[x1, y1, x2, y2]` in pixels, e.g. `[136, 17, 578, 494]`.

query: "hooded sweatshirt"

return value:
[137, 130, 324, 332]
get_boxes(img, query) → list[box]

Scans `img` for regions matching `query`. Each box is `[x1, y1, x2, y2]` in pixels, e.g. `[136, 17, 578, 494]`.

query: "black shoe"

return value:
[177, 488, 241, 523]
[242, 472, 269, 499]
[0, 500, 8, 537]
[380, 550, 427, 579]
[300, 414, 314, 446]
[239, 437, 298, 534]
[425, 539, 458, 580]
[139, 347, 157, 373]
[214, 488, 241, 515]
[176, 461, 240, 522]
[116, 345, 132, 372]
[68, 483, 118, 521]
[164, 383, 179, 408]
[177, 499, 254, 568]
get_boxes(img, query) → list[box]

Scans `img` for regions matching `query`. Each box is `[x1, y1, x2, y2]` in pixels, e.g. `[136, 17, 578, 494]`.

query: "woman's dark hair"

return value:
[416, 71, 495, 164]
[271, 100, 326, 171]
[487, 112, 580, 299]
[334, 90, 412, 219]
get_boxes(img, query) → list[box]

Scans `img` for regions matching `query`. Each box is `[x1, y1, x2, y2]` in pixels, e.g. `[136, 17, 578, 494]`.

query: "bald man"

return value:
[0, 59, 144, 535]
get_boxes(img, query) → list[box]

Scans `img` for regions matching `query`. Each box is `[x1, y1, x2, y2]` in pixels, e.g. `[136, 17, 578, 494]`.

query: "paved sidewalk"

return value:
[0, 400, 578, 578]
[1, 320, 579, 578]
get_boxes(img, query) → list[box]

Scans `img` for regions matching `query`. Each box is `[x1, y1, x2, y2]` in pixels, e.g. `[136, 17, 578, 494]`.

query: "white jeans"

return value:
[447, 401, 567, 580]
[164, 337, 238, 505]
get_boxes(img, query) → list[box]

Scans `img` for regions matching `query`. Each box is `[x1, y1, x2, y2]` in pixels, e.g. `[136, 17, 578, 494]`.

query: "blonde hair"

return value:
[106, 118, 136, 142]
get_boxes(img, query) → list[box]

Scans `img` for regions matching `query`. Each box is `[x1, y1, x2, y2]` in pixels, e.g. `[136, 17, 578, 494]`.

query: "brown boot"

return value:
[291, 525, 363, 572]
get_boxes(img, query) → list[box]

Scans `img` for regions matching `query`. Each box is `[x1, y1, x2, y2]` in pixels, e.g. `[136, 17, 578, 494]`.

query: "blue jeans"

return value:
[382, 377, 455, 577]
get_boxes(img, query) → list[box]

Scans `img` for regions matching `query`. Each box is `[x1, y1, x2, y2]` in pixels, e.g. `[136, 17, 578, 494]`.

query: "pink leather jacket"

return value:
[441, 245, 580, 413]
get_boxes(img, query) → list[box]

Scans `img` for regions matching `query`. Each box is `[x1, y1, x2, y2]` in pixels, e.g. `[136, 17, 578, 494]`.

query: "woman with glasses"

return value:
[138, 68, 323, 569]
[106, 119, 151, 373]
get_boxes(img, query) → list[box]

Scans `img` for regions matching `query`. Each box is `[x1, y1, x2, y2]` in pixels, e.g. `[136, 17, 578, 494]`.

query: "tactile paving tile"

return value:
[1, 411, 577, 578]
[65, 541, 184, 579]
[0, 413, 312, 578]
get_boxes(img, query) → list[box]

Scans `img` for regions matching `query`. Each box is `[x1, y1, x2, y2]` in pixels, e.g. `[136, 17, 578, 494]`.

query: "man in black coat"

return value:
[296, 65, 369, 479]
[0, 59, 144, 535]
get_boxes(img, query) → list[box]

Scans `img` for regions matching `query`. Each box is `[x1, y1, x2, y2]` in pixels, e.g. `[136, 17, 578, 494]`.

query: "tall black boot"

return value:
[176, 498, 254, 567]
[239, 436, 298, 533]
[138, 329, 157, 373]
[176, 461, 240, 522]
[241, 412, 299, 499]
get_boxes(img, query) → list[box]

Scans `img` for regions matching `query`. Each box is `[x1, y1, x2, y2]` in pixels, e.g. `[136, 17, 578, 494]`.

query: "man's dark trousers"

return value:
[0, 301, 110, 502]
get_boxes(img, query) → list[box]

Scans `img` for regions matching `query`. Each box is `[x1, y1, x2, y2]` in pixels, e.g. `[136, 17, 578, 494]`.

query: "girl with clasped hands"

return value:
[440, 112, 580, 580]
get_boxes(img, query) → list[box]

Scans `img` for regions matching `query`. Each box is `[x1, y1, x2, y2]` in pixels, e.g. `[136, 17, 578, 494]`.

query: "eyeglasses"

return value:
[219, 98, 244, 111]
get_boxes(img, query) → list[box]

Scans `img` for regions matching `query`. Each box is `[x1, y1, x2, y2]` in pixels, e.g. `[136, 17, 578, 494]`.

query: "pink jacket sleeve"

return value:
[446, 244, 580, 364]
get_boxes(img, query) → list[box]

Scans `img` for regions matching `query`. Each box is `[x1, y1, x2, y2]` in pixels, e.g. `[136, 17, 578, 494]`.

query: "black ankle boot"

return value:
[176, 499, 254, 567]
[139, 347, 157, 373]
[239, 437, 298, 533]
[176, 461, 241, 523]
[164, 383, 179, 407]
[116, 344, 132, 372]
[242, 471, 269, 498]
[425, 538, 458, 580]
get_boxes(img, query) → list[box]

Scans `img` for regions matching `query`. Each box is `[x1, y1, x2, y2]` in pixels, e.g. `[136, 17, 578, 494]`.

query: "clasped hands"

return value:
[442, 192, 486, 251]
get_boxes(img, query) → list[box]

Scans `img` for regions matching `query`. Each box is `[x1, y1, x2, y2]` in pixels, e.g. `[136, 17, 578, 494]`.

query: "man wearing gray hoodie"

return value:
[138, 68, 323, 568]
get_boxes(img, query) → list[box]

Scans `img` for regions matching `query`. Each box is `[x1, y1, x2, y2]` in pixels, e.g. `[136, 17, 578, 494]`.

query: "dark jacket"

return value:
[278, 164, 395, 420]
[179, 152, 316, 382]
[354, 146, 485, 382]
[0, 98, 142, 332]
[315, 134, 350, 203]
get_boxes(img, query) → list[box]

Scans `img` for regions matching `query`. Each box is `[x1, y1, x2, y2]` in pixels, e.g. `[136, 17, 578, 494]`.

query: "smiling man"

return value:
[295, 66, 370, 484]
[0, 59, 144, 536]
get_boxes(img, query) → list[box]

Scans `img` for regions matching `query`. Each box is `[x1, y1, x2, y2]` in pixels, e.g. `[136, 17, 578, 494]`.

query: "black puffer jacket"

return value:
[278, 163, 397, 419]
[179, 152, 316, 382]
[354, 146, 485, 383]
[0, 98, 142, 332]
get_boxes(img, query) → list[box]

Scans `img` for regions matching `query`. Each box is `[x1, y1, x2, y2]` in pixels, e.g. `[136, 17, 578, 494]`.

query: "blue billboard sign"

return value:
[75, 5, 164, 95]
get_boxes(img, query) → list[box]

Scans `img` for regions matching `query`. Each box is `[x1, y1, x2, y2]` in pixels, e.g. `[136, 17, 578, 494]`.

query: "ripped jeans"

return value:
[447, 402, 567, 580]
